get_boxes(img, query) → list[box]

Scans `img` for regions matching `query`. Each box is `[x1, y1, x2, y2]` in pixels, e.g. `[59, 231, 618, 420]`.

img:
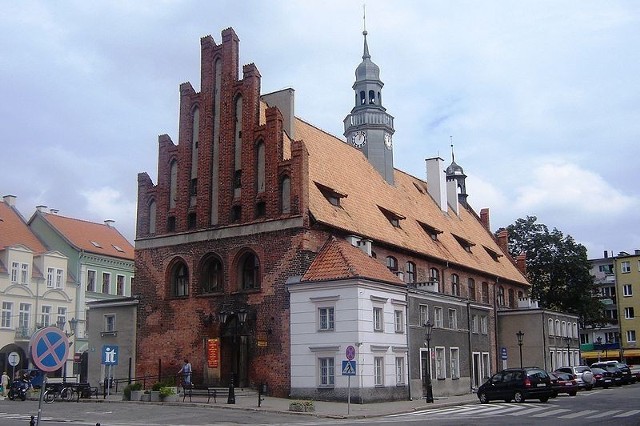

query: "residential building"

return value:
[27, 206, 134, 381]
[134, 27, 530, 400]
[615, 250, 640, 364]
[0, 195, 75, 377]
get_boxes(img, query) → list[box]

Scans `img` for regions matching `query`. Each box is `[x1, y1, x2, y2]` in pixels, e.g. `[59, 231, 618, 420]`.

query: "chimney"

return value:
[497, 229, 508, 254]
[261, 88, 295, 140]
[2, 195, 16, 206]
[516, 253, 527, 275]
[446, 179, 459, 215]
[635, 249, 640, 256]
[604, 250, 608, 259]
[345, 235, 372, 256]
[104, 219, 115, 227]
[49, 209, 59, 214]
[480, 208, 490, 231]
[426, 157, 447, 212]
[36, 205, 48, 213]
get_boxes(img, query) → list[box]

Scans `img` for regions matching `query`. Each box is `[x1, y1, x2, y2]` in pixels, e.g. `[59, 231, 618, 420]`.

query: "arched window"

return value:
[482, 282, 489, 303]
[497, 286, 505, 306]
[451, 274, 460, 296]
[148, 200, 157, 234]
[468, 278, 476, 301]
[555, 319, 561, 336]
[191, 106, 200, 208]
[508, 288, 515, 308]
[200, 255, 222, 293]
[238, 251, 260, 290]
[386, 256, 398, 272]
[406, 261, 416, 283]
[280, 175, 291, 214]
[169, 160, 178, 209]
[256, 141, 265, 193]
[548, 318, 554, 336]
[170, 261, 189, 297]
[517, 290, 524, 301]
[359, 91, 366, 105]
[234, 95, 243, 197]
[368, 90, 375, 104]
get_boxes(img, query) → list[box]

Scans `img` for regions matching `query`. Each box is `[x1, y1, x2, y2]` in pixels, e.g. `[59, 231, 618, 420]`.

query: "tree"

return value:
[497, 216, 607, 327]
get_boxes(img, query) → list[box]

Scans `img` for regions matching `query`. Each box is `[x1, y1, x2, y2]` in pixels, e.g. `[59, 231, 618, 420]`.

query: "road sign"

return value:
[501, 347, 508, 360]
[8, 351, 20, 367]
[342, 360, 356, 376]
[30, 326, 69, 372]
[102, 345, 119, 365]
[345, 345, 356, 361]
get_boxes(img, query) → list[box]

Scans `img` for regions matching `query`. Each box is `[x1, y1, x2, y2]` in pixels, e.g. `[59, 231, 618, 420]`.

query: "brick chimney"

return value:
[2, 194, 16, 206]
[480, 208, 490, 231]
[516, 253, 527, 275]
[497, 229, 508, 254]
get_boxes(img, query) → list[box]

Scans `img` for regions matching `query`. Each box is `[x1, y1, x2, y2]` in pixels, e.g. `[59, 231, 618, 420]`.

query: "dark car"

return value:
[591, 361, 631, 385]
[478, 367, 553, 403]
[549, 371, 578, 397]
[590, 367, 614, 388]
[554, 366, 594, 390]
[591, 363, 623, 386]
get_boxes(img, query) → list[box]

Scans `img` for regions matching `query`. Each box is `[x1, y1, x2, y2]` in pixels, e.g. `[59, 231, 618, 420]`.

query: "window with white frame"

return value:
[19, 303, 30, 329]
[87, 270, 96, 292]
[11, 262, 19, 283]
[450, 348, 460, 379]
[319, 307, 334, 331]
[627, 330, 636, 343]
[374, 356, 384, 386]
[56, 307, 67, 329]
[448, 308, 457, 330]
[117, 275, 125, 295]
[406, 262, 416, 283]
[105, 314, 115, 332]
[482, 352, 490, 379]
[102, 272, 111, 294]
[1, 302, 12, 328]
[548, 318, 554, 336]
[624, 284, 633, 296]
[41, 305, 52, 327]
[472, 314, 479, 333]
[573, 323, 578, 337]
[47, 268, 55, 288]
[395, 357, 405, 385]
[419, 304, 429, 326]
[549, 350, 555, 371]
[319, 357, 335, 386]
[621, 261, 631, 273]
[625, 307, 635, 319]
[435, 347, 446, 379]
[434, 307, 443, 328]
[20, 263, 29, 284]
[562, 321, 566, 337]
[373, 306, 384, 332]
[555, 320, 561, 336]
[480, 316, 488, 334]
[394, 309, 404, 333]
[56, 269, 63, 288]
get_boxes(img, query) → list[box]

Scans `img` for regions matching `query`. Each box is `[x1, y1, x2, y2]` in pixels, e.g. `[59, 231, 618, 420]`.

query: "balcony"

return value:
[15, 326, 36, 340]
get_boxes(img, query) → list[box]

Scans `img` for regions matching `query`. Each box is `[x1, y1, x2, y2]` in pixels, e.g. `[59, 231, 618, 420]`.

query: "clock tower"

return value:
[343, 28, 395, 185]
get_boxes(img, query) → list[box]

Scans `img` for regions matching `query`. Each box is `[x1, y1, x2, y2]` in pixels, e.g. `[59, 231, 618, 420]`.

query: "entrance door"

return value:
[473, 352, 481, 388]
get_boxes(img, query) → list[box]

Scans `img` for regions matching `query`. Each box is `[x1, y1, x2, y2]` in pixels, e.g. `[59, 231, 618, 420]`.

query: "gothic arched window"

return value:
[238, 251, 260, 290]
[170, 260, 189, 297]
[200, 255, 222, 294]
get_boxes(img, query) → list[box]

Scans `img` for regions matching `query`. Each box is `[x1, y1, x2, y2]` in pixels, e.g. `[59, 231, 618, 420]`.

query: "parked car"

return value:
[478, 368, 553, 404]
[554, 366, 594, 390]
[590, 367, 614, 388]
[549, 371, 578, 397]
[591, 361, 632, 385]
[590, 363, 623, 386]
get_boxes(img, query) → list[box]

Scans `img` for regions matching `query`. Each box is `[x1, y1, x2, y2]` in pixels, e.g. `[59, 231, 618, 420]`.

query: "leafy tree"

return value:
[497, 216, 606, 327]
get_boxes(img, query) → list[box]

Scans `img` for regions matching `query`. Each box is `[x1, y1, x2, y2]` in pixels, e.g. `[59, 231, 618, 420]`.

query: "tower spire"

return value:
[450, 136, 455, 163]
[362, 4, 370, 60]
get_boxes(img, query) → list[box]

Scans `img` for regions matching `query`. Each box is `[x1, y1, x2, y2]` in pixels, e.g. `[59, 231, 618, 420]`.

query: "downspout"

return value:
[494, 277, 499, 372]
[466, 301, 473, 392]
[405, 297, 411, 400]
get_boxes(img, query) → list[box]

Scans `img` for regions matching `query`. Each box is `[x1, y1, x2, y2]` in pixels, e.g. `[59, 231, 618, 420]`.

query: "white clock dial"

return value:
[351, 131, 366, 147]
[384, 133, 393, 149]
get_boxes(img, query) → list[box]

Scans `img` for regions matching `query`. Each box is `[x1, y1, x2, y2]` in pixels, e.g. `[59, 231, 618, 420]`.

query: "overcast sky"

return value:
[1, 0, 638, 259]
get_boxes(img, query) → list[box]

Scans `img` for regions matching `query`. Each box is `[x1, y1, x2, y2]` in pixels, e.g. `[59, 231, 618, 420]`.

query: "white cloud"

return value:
[81, 187, 136, 235]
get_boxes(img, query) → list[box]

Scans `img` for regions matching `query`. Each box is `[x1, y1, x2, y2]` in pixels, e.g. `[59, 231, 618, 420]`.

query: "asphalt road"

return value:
[0, 383, 639, 425]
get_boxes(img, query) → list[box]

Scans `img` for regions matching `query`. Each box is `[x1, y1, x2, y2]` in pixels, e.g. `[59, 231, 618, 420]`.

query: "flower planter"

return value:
[150, 391, 161, 402]
[141, 393, 150, 402]
[130, 390, 144, 401]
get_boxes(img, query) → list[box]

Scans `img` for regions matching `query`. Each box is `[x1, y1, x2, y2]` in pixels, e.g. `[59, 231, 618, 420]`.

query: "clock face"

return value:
[351, 131, 366, 147]
[384, 133, 393, 149]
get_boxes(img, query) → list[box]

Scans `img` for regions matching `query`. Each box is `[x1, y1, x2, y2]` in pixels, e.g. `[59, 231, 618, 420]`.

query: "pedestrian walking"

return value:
[178, 359, 192, 386]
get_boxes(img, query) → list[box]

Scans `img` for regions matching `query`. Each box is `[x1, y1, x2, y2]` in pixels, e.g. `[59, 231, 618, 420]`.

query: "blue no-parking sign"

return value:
[102, 345, 119, 365]
[30, 327, 69, 372]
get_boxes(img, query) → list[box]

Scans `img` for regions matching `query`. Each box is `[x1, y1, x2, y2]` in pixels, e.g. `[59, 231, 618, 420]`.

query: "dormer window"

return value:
[452, 234, 475, 253]
[91, 241, 102, 248]
[112, 245, 124, 253]
[483, 245, 502, 262]
[315, 182, 347, 207]
[418, 221, 442, 241]
[378, 206, 405, 228]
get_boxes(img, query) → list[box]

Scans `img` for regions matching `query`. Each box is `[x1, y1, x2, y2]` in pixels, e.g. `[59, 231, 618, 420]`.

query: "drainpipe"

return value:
[466, 301, 473, 392]
[494, 277, 499, 372]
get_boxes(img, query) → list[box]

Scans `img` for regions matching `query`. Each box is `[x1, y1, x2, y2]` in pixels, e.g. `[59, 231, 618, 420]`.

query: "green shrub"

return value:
[159, 386, 176, 398]
[123, 382, 144, 399]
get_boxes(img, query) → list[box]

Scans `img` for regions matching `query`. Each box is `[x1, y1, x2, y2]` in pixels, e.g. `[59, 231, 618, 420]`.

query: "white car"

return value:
[554, 366, 595, 390]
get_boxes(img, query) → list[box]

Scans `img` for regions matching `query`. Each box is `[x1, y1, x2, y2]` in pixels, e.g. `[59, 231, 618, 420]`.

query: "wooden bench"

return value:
[182, 384, 216, 403]
[74, 383, 99, 401]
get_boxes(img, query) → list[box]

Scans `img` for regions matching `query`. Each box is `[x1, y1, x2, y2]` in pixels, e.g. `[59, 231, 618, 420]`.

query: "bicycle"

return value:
[43, 383, 76, 403]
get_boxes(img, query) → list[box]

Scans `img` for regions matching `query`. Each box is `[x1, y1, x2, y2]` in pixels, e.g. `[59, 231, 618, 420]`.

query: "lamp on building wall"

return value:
[565, 336, 572, 366]
[423, 321, 434, 403]
[516, 330, 524, 368]
[218, 309, 248, 404]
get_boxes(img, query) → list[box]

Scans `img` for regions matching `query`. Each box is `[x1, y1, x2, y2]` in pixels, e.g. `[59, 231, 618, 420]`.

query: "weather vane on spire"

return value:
[363, 3, 367, 33]
[450, 136, 455, 162]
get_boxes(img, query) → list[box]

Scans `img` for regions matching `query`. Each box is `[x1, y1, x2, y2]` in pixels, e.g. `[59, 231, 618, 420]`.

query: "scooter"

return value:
[8, 378, 30, 401]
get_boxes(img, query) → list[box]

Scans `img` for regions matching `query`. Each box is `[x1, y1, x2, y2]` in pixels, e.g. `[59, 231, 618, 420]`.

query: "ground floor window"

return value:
[395, 357, 405, 385]
[374, 356, 384, 386]
[318, 357, 334, 387]
[435, 347, 446, 379]
[450, 348, 460, 379]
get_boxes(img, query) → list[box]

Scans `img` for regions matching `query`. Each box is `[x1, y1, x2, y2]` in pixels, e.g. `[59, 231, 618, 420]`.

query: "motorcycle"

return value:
[8, 378, 30, 401]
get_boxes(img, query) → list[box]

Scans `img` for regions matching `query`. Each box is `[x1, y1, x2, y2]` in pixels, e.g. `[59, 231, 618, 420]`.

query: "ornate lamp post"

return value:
[423, 321, 434, 403]
[218, 309, 248, 404]
[56, 318, 78, 382]
[565, 336, 572, 366]
[516, 330, 524, 368]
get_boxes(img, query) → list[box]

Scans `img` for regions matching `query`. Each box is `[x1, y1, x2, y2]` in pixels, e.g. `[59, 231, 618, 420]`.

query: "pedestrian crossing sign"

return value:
[342, 360, 356, 376]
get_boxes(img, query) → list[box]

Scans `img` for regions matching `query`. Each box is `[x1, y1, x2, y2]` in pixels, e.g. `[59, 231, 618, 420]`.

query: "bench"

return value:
[181, 384, 216, 403]
[75, 383, 99, 401]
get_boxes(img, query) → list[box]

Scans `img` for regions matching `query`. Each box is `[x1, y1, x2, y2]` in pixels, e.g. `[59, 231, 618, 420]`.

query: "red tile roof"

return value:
[302, 236, 404, 285]
[37, 212, 134, 260]
[0, 201, 47, 253]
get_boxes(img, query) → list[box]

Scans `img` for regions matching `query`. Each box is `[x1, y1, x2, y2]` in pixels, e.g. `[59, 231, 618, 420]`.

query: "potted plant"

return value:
[141, 390, 151, 402]
[159, 386, 177, 402]
[124, 382, 144, 401]
[150, 382, 163, 402]
[288, 400, 315, 412]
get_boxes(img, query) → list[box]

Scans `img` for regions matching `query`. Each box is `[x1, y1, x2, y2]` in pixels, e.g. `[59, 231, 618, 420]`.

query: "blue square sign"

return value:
[102, 345, 119, 366]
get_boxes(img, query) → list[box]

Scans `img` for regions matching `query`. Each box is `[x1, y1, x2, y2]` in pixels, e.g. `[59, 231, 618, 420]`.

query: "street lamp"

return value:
[56, 318, 78, 383]
[565, 336, 572, 366]
[218, 309, 248, 404]
[423, 321, 434, 403]
[516, 330, 524, 368]
[596, 336, 603, 362]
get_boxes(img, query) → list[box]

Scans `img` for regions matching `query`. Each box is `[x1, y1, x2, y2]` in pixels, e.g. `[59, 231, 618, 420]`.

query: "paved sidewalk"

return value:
[95, 390, 479, 419]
